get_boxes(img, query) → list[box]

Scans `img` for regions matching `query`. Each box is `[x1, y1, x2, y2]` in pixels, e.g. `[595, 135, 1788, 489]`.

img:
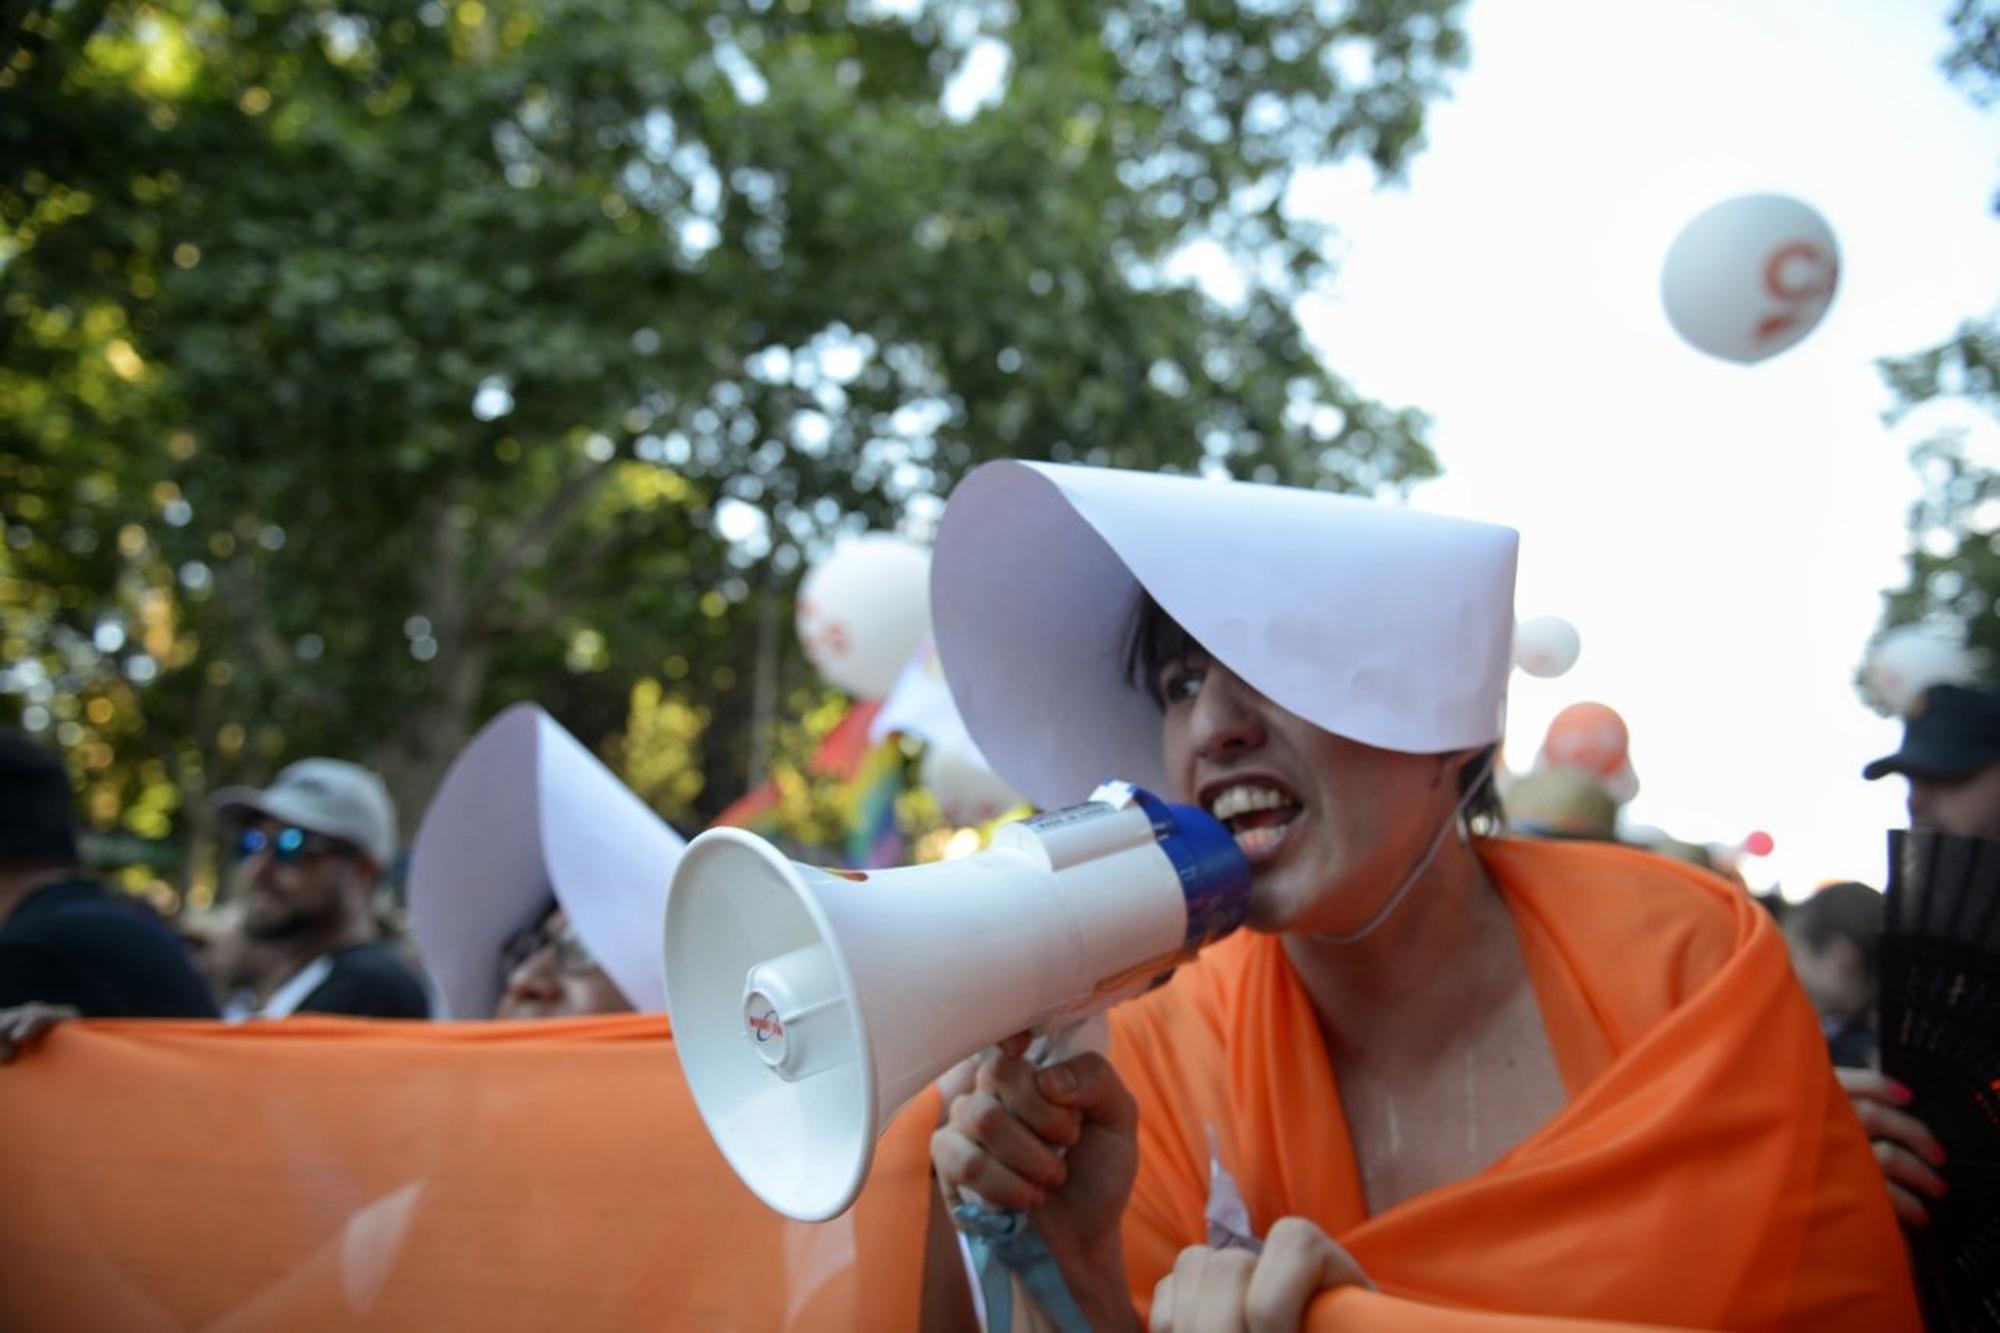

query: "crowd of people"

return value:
[0, 704, 688, 1041]
[2, 460, 1993, 1329]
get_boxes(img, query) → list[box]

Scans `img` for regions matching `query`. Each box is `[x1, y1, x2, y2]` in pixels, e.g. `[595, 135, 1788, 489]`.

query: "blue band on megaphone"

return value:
[1127, 787, 1253, 952]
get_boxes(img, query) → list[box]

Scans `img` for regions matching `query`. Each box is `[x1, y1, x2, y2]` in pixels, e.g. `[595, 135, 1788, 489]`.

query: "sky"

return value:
[1280, 0, 1999, 896]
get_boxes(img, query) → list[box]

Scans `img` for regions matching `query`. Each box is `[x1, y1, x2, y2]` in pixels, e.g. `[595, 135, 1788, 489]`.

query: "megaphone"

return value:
[662, 781, 1251, 1222]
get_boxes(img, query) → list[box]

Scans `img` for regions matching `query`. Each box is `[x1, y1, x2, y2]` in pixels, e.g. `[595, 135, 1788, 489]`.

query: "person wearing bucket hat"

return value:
[408, 703, 686, 1020]
[1862, 682, 2000, 841]
[924, 462, 1915, 1332]
[212, 757, 429, 1019]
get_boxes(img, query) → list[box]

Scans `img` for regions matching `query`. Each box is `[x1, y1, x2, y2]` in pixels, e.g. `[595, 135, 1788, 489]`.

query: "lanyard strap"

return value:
[954, 1201, 1091, 1333]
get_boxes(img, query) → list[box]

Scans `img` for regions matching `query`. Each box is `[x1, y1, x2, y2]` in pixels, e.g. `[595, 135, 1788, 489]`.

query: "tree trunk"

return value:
[366, 457, 621, 854]
[747, 575, 782, 789]
[369, 480, 492, 861]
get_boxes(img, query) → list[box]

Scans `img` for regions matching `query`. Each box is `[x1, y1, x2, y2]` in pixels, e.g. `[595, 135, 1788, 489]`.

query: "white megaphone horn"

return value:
[662, 780, 1251, 1222]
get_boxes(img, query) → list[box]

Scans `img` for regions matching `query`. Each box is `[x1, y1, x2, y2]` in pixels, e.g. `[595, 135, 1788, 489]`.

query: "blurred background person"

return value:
[1864, 682, 2000, 840]
[491, 904, 631, 1020]
[1783, 881, 1884, 1069]
[169, 902, 285, 1019]
[0, 733, 216, 1060]
[408, 704, 685, 1020]
[1500, 767, 1620, 842]
[213, 758, 430, 1019]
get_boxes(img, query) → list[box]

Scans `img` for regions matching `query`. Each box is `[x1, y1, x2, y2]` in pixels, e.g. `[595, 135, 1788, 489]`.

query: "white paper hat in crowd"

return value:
[408, 703, 686, 1018]
[930, 461, 1520, 809]
[869, 635, 1028, 823]
[867, 635, 985, 758]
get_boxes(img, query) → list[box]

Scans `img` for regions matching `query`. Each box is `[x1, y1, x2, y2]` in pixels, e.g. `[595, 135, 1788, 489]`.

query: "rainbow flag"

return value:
[841, 737, 905, 868]
[716, 699, 904, 866]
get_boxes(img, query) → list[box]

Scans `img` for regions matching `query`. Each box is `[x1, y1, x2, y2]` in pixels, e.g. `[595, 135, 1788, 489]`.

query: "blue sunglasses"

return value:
[233, 825, 352, 864]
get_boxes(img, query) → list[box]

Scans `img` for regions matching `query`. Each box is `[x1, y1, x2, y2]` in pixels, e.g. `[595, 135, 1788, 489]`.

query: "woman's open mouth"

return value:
[1204, 780, 1303, 863]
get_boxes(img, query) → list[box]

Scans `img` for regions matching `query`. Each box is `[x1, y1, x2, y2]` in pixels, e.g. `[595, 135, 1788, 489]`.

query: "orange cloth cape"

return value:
[1111, 838, 1919, 1331]
[0, 1014, 937, 1331]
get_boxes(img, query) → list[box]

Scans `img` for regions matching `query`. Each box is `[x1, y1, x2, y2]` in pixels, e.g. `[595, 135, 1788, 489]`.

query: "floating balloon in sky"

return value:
[1661, 194, 1839, 364]
[1741, 830, 1776, 858]
[796, 533, 932, 699]
[1861, 623, 1975, 716]
[1513, 616, 1582, 679]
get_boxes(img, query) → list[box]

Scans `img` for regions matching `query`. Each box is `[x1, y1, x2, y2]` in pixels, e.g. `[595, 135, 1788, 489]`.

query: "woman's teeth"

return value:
[1206, 783, 1301, 856]
[1208, 783, 1296, 822]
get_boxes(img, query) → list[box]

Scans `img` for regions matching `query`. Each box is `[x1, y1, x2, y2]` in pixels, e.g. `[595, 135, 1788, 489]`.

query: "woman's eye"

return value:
[1161, 667, 1204, 703]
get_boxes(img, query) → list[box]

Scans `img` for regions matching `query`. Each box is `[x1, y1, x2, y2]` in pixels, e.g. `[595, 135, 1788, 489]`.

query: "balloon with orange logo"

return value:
[795, 533, 933, 699]
[1661, 193, 1839, 364]
[1539, 702, 1639, 804]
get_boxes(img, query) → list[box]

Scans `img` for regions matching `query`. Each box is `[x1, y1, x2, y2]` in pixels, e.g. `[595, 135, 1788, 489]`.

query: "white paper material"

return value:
[870, 637, 1026, 825]
[408, 703, 686, 1018]
[930, 462, 1518, 808]
[868, 635, 984, 759]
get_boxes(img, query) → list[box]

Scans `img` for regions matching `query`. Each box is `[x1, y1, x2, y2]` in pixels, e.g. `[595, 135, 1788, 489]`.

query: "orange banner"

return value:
[0, 1015, 937, 1331]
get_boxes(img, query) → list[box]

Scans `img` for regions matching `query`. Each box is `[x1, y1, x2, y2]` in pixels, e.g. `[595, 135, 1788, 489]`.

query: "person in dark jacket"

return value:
[0, 732, 217, 1061]
[1782, 880, 1883, 1069]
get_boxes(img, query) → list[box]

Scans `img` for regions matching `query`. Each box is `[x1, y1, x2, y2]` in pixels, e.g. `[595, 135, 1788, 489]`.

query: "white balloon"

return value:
[1862, 624, 1974, 716]
[1661, 194, 1839, 364]
[796, 534, 933, 699]
[919, 744, 1025, 828]
[1512, 615, 1581, 679]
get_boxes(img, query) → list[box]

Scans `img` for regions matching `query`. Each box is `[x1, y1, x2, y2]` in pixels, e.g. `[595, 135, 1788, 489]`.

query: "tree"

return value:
[3, 0, 1466, 894]
[1877, 323, 2000, 670]
[1871, 0, 2000, 679]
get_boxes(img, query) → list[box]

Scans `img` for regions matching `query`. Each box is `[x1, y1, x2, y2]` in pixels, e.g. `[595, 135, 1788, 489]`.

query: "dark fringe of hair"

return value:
[1122, 591, 1197, 707]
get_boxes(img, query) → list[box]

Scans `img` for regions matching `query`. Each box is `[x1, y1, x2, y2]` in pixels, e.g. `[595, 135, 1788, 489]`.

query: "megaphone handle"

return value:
[952, 1013, 1107, 1332]
[961, 1013, 1105, 1210]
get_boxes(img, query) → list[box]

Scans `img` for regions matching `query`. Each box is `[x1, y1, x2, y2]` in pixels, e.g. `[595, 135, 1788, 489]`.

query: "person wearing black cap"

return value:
[1836, 682, 1998, 1228]
[0, 732, 217, 1061]
[1862, 682, 2000, 839]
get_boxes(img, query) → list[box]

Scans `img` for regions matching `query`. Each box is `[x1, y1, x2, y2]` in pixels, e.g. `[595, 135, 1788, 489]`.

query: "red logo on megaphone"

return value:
[747, 1011, 785, 1043]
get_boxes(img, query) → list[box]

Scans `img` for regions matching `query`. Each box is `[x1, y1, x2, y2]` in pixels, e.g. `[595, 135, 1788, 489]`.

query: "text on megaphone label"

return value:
[744, 992, 789, 1068]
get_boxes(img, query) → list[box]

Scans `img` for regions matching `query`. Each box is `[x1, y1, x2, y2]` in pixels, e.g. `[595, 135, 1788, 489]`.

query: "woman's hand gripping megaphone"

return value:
[933, 1019, 1144, 1331]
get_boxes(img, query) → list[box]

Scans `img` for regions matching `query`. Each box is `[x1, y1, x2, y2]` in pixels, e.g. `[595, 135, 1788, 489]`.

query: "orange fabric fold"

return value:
[1111, 838, 1920, 1331]
[0, 1014, 936, 1331]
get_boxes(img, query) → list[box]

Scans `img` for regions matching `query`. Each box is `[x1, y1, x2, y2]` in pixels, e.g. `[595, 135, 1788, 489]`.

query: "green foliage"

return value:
[1870, 5, 2000, 682]
[1876, 320, 2000, 672]
[1943, 0, 2000, 106]
[3, 0, 1464, 882]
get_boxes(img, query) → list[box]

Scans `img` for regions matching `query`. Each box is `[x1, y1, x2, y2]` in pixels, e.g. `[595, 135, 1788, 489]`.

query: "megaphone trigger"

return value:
[1024, 1010, 1108, 1069]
